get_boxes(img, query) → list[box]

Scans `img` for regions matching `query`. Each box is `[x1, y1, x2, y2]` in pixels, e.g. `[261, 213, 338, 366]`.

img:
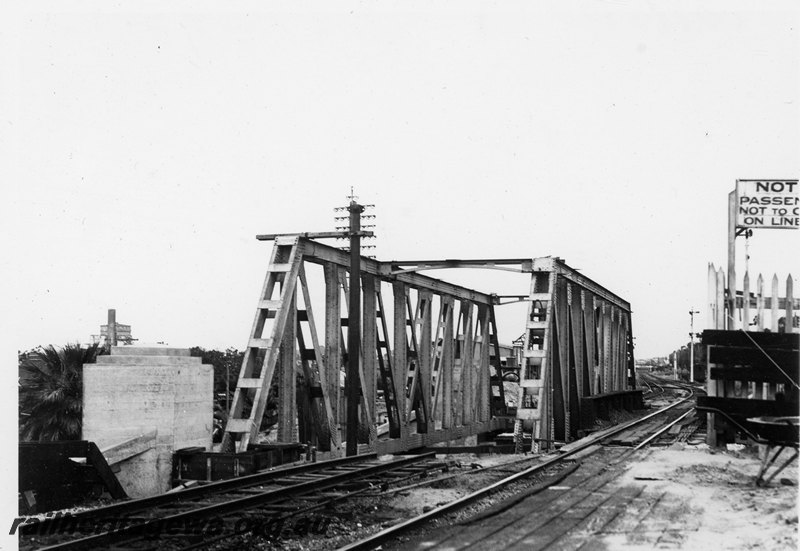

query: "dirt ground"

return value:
[606, 442, 799, 550]
[382, 451, 549, 516]
[372, 443, 799, 551]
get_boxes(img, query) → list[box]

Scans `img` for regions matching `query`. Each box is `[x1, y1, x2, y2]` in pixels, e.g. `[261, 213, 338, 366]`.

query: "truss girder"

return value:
[223, 237, 633, 455]
[223, 237, 507, 454]
[516, 266, 634, 452]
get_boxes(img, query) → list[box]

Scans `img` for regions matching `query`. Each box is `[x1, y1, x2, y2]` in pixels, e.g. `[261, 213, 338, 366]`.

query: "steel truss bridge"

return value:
[221, 235, 634, 455]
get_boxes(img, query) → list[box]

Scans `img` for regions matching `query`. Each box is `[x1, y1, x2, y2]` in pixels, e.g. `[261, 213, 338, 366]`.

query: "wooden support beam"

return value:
[404, 291, 424, 429]
[440, 297, 456, 430]
[771, 274, 780, 332]
[476, 304, 492, 423]
[459, 301, 475, 426]
[301, 239, 497, 305]
[375, 419, 510, 455]
[716, 267, 726, 333]
[278, 288, 297, 443]
[416, 290, 433, 432]
[323, 263, 341, 432]
[393, 282, 409, 429]
[756, 274, 765, 331]
[487, 306, 506, 416]
[375, 290, 401, 438]
[602, 303, 612, 393]
[566, 285, 580, 440]
[430, 296, 446, 426]
[555, 278, 570, 440]
[584, 294, 597, 395]
[362, 274, 378, 447]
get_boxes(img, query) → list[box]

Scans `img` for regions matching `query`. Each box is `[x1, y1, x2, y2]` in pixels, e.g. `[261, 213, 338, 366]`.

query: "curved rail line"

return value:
[21, 452, 445, 551]
[22, 453, 374, 538]
[339, 387, 696, 551]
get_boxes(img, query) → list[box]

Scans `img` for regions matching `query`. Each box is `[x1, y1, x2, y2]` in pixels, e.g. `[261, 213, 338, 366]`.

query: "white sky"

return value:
[2, 1, 799, 361]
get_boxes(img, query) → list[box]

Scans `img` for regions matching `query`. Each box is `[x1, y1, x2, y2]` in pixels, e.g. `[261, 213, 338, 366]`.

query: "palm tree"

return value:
[19, 343, 102, 441]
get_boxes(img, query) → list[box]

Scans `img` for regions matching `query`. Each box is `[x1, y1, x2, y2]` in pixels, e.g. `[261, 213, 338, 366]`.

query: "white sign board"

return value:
[736, 180, 799, 229]
[101, 323, 132, 337]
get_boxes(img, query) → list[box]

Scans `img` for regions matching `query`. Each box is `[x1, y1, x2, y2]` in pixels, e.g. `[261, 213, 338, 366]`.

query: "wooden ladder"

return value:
[515, 271, 557, 454]
[221, 237, 304, 453]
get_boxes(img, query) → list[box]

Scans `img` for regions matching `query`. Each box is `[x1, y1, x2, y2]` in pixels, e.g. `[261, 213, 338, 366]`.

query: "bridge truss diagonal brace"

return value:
[296, 264, 340, 451]
[404, 289, 433, 433]
[432, 296, 456, 430]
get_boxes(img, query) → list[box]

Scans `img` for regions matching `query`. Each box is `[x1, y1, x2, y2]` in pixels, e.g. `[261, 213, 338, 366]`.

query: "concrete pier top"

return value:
[108, 346, 192, 357]
[95, 346, 201, 366]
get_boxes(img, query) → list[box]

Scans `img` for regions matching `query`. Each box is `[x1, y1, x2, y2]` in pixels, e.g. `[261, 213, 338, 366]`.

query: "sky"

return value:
[2, 1, 799, 362]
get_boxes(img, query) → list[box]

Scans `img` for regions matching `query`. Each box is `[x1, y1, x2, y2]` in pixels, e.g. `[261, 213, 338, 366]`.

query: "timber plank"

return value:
[513, 485, 644, 551]
[701, 330, 799, 349]
[708, 347, 798, 370]
[430, 450, 627, 550]
[709, 366, 798, 385]
[696, 396, 798, 420]
[471, 468, 625, 550]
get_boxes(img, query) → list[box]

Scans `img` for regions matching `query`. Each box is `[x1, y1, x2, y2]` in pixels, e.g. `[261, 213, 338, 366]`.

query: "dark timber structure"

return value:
[701, 264, 799, 447]
[221, 236, 635, 456]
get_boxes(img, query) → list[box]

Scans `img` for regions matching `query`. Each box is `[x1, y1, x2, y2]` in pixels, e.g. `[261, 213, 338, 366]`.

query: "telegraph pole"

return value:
[689, 309, 699, 382]
[334, 189, 375, 456]
[345, 199, 364, 456]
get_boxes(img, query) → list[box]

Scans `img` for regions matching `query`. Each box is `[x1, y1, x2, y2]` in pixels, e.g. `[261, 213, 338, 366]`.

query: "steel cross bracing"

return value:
[222, 239, 634, 455]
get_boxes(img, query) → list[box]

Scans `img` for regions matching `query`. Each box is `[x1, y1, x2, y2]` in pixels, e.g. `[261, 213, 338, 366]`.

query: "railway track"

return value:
[19, 377, 702, 551]
[636, 371, 664, 398]
[338, 380, 700, 551]
[19, 452, 447, 551]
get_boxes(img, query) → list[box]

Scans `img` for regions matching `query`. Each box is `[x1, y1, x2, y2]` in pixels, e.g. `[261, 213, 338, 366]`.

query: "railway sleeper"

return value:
[231, 488, 273, 495]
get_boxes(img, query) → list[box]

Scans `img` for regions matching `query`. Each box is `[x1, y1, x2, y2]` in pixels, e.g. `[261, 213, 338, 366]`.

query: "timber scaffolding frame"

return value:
[221, 238, 635, 455]
[702, 264, 799, 447]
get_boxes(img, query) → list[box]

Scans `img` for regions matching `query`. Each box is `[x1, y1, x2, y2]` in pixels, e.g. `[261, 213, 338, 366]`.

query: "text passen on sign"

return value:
[736, 180, 799, 230]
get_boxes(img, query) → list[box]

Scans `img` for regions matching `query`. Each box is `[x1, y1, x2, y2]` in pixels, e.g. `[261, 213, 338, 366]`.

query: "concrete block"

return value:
[83, 347, 212, 497]
[115, 447, 161, 498]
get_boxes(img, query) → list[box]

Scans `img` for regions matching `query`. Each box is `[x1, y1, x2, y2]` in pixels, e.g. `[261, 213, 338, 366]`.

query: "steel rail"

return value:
[338, 391, 695, 551]
[31, 453, 436, 551]
[633, 407, 695, 450]
[21, 453, 378, 537]
[179, 459, 450, 551]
